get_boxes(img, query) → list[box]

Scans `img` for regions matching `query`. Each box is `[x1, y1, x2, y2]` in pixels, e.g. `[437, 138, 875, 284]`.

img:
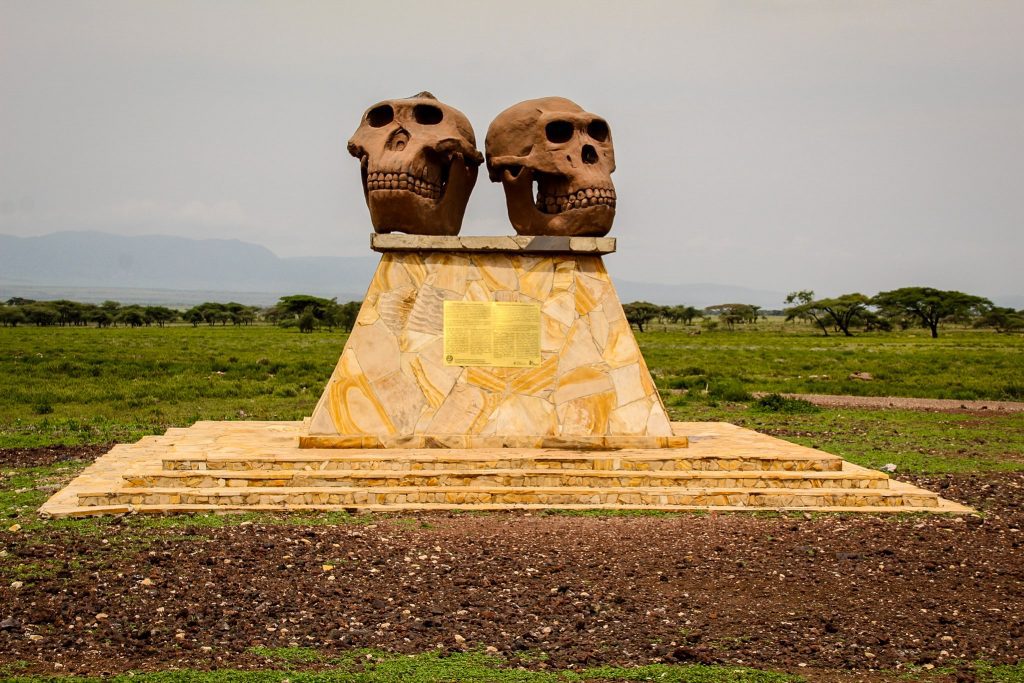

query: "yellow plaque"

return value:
[443, 301, 542, 367]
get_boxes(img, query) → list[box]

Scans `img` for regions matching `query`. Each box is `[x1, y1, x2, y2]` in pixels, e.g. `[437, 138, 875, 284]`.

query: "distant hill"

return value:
[0, 231, 790, 308]
[0, 231, 375, 304]
[1, 231, 1019, 309]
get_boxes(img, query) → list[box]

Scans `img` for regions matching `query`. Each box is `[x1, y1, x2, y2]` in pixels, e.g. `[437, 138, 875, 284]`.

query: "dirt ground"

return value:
[1, 444, 110, 468]
[2, 448, 1022, 681]
[754, 393, 1024, 413]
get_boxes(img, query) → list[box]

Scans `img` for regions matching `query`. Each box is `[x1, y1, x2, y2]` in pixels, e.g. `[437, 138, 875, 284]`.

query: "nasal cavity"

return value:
[582, 144, 598, 164]
[386, 128, 410, 152]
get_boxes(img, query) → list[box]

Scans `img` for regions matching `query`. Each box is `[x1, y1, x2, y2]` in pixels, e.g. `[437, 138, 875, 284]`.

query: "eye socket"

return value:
[545, 120, 574, 144]
[366, 104, 394, 127]
[414, 104, 443, 125]
[587, 119, 609, 142]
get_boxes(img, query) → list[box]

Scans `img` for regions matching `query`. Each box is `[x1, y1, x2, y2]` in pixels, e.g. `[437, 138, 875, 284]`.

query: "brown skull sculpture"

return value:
[348, 92, 483, 236]
[485, 97, 616, 237]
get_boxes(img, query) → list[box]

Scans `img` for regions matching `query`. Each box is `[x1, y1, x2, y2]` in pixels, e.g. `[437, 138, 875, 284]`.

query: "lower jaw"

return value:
[516, 204, 615, 238]
[367, 190, 461, 236]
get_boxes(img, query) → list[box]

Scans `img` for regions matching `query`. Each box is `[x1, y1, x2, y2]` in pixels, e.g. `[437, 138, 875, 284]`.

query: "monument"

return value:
[304, 94, 679, 450]
[40, 94, 970, 516]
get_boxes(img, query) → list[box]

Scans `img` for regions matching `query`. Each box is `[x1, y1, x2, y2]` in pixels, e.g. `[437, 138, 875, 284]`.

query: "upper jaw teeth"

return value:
[366, 170, 443, 200]
[536, 187, 616, 214]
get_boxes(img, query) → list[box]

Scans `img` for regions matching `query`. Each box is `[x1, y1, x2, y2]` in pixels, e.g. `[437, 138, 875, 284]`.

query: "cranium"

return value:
[485, 97, 616, 237]
[348, 92, 483, 236]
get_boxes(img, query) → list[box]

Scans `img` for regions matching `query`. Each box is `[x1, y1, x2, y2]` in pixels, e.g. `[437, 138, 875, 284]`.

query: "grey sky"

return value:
[1, 1, 1021, 300]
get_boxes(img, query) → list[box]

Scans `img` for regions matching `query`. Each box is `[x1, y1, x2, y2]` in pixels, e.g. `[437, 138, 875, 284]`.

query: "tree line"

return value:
[0, 295, 361, 333]
[3, 287, 1020, 338]
[623, 287, 1023, 337]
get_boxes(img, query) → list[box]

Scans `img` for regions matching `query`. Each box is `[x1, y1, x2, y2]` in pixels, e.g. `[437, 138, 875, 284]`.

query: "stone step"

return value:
[127, 468, 888, 490]
[66, 501, 953, 514]
[159, 449, 843, 473]
[43, 421, 971, 518]
[78, 485, 938, 509]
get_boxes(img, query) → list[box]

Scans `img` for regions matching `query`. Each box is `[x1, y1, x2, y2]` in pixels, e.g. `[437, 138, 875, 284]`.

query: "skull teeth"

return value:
[535, 187, 616, 214]
[365, 170, 443, 201]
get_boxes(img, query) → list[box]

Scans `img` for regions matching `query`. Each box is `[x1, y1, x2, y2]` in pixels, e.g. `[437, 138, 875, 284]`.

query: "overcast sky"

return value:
[1, 1, 1021, 299]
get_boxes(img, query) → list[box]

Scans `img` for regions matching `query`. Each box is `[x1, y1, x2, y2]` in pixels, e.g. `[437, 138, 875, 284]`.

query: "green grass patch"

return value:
[1, 461, 90, 521]
[669, 402, 1024, 474]
[0, 650, 800, 682]
[976, 662, 1024, 682]
[249, 645, 323, 664]
[641, 324, 1024, 402]
[0, 325, 346, 448]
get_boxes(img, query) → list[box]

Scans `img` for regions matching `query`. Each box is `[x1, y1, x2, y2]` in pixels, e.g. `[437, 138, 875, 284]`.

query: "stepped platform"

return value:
[40, 420, 973, 517]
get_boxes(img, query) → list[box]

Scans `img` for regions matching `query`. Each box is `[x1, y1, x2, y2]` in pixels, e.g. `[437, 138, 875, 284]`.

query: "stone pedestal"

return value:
[301, 235, 686, 449]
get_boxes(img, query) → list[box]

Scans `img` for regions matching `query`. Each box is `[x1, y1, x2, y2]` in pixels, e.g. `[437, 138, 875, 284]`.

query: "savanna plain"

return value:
[1, 323, 1022, 682]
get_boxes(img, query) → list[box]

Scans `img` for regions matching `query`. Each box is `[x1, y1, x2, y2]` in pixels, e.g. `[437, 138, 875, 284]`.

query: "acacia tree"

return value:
[91, 309, 115, 328]
[116, 306, 147, 328]
[973, 307, 1024, 334]
[623, 301, 661, 333]
[787, 293, 871, 337]
[144, 306, 178, 327]
[322, 301, 360, 332]
[22, 303, 59, 326]
[298, 307, 317, 333]
[0, 307, 27, 327]
[663, 305, 701, 326]
[704, 303, 758, 330]
[268, 295, 360, 333]
[872, 287, 992, 338]
[52, 300, 89, 326]
[819, 294, 872, 337]
[784, 290, 831, 336]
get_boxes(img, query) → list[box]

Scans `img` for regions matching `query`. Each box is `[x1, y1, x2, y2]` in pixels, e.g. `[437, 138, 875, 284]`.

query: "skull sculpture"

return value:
[485, 97, 616, 237]
[348, 92, 483, 236]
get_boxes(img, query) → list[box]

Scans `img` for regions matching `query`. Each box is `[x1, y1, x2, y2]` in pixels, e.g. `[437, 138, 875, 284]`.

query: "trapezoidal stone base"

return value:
[39, 421, 974, 517]
[302, 234, 685, 450]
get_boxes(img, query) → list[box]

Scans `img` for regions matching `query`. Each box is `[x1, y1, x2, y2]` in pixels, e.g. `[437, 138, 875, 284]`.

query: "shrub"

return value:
[1002, 384, 1024, 400]
[753, 393, 820, 413]
[707, 380, 751, 402]
[668, 374, 708, 391]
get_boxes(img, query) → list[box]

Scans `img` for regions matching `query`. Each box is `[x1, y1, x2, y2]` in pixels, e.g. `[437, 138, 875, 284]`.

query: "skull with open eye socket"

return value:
[348, 92, 484, 236]
[485, 97, 616, 237]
